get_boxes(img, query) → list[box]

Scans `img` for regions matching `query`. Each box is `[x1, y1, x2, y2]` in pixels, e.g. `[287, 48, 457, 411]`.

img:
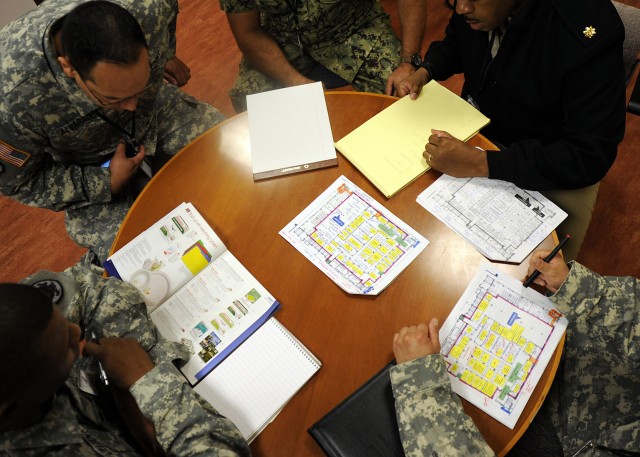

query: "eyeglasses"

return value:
[81, 77, 152, 108]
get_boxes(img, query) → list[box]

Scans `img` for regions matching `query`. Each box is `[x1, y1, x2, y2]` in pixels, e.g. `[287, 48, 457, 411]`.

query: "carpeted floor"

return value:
[1, 0, 639, 283]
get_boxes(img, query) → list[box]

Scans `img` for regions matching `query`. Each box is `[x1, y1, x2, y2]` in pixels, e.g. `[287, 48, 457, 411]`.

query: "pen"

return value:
[91, 331, 109, 387]
[523, 234, 570, 288]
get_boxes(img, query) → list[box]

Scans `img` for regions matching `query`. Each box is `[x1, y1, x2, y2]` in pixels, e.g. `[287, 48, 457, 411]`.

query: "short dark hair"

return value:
[60, 1, 148, 81]
[0, 284, 53, 402]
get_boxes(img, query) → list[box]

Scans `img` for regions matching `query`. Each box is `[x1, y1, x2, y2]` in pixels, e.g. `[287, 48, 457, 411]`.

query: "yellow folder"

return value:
[335, 81, 490, 198]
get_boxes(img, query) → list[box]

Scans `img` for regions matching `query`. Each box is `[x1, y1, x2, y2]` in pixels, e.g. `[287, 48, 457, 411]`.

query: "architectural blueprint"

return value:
[440, 264, 567, 428]
[280, 176, 428, 294]
[417, 176, 567, 263]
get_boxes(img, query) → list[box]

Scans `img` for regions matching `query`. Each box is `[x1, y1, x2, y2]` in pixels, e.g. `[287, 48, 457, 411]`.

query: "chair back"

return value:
[613, 1, 640, 84]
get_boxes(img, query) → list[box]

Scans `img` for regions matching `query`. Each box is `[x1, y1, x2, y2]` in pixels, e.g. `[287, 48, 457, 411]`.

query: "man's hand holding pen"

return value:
[524, 235, 571, 291]
[84, 336, 154, 390]
[525, 249, 571, 293]
[84, 336, 164, 455]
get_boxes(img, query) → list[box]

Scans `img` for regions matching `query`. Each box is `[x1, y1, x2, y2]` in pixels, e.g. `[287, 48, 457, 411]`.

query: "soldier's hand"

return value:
[109, 141, 146, 194]
[397, 67, 430, 100]
[385, 63, 415, 97]
[164, 56, 191, 87]
[84, 337, 154, 390]
[527, 250, 570, 293]
[393, 319, 441, 364]
[424, 129, 489, 178]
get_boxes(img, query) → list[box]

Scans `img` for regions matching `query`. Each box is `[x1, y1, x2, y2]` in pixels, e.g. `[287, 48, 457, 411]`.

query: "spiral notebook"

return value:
[194, 317, 321, 442]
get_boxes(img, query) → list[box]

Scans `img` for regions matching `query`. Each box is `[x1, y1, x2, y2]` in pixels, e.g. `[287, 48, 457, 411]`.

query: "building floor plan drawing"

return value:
[439, 264, 567, 428]
[280, 175, 428, 295]
[417, 176, 567, 263]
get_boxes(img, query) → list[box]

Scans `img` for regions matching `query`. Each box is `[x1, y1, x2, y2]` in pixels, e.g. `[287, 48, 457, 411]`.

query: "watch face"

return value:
[411, 54, 423, 68]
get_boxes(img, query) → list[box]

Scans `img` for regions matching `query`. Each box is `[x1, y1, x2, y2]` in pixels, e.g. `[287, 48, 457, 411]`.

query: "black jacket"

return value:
[425, 0, 626, 190]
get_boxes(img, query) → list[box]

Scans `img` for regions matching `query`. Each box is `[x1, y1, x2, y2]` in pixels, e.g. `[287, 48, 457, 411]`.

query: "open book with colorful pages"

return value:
[335, 81, 490, 198]
[104, 202, 321, 440]
[440, 263, 567, 429]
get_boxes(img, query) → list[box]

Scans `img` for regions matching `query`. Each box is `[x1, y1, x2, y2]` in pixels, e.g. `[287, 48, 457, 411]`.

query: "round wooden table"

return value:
[112, 92, 561, 457]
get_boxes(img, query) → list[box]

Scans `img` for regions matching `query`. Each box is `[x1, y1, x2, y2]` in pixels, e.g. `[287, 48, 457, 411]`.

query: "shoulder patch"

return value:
[32, 279, 64, 304]
[0, 140, 31, 168]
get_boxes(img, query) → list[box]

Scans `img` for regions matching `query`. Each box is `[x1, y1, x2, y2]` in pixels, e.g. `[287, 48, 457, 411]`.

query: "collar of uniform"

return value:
[42, 15, 100, 118]
[504, 0, 536, 30]
[0, 386, 83, 450]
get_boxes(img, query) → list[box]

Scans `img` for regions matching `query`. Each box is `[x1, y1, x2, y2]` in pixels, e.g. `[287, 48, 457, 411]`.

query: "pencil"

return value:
[523, 234, 570, 288]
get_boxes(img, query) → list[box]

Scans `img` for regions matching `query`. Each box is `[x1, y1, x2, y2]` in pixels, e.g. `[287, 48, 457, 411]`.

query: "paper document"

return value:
[280, 175, 428, 295]
[104, 202, 227, 312]
[335, 81, 489, 197]
[150, 252, 280, 384]
[195, 318, 321, 443]
[247, 81, 337, 180]
[417, 176, 567, 263]
[104, 203, 281, 384]
[440, 264, 567, 429]
[106, 203, 321, 441]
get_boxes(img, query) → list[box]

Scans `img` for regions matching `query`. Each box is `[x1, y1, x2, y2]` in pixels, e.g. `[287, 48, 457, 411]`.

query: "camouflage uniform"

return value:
[390, 262, 640, 456]
[0, 254, 250, 456]
[219, 0, 401, 111]
[0, 0, 224, 262]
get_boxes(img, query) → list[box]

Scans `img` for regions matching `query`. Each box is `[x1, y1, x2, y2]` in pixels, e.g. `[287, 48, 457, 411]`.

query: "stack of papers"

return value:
[247, 81, 337, 180]
[335, 81, 490, 197]
[105, 203, 321, 441]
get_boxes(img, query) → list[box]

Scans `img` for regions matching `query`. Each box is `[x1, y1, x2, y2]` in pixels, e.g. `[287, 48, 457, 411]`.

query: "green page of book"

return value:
[335, 81, 490, 198]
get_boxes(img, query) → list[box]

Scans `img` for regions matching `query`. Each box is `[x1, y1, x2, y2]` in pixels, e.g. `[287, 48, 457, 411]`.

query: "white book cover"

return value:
[247, 81, 337, 180]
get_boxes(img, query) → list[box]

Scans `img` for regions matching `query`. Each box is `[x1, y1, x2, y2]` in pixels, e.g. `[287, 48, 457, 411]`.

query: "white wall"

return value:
[1, 0, 35, 29]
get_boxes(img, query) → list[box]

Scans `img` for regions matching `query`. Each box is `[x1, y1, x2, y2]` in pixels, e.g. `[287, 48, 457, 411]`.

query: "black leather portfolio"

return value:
[307, 361, 405, 457]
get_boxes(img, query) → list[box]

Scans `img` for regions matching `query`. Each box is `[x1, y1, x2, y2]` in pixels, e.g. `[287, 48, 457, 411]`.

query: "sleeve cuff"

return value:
[389, 355, 449, 399]
[219, 2, 255, 13]
[130, 361, 185, 412]
[550, 261, 599, 314]
[486, 148, 514, 181]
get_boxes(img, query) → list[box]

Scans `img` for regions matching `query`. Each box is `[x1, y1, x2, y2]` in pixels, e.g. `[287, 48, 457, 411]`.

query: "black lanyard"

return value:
[96, 111, 139, 157]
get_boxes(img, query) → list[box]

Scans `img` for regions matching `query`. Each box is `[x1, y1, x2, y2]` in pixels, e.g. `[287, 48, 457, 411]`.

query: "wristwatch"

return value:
[401, 53, 423, 69]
